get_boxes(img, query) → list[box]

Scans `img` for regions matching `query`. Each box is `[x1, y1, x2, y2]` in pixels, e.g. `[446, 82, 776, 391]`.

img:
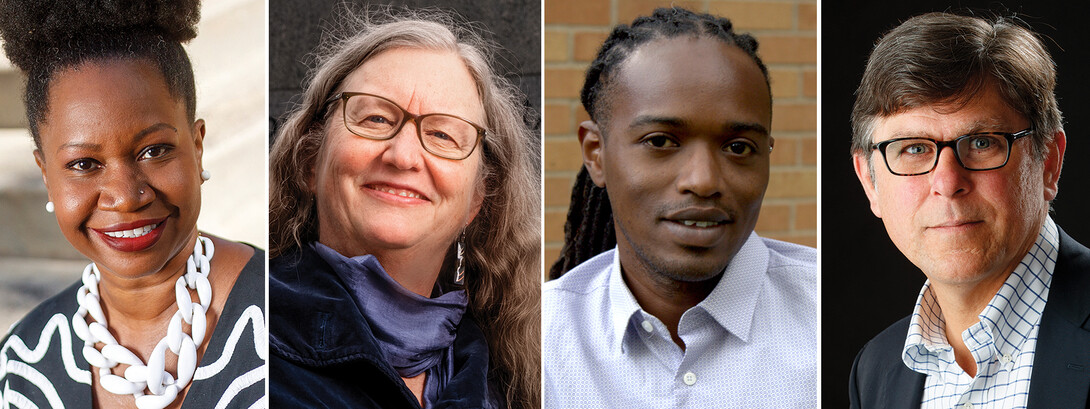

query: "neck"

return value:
[96, 233, 199, 324]
[620, 260, 720, 350]
[931, 269, 1013, 377]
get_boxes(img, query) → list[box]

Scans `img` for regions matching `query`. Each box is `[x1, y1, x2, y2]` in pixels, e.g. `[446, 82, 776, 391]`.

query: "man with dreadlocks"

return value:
[542, 7, 816, 407]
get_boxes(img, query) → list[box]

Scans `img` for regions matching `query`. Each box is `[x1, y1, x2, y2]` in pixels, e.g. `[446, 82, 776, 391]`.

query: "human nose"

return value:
[98, 163, 153, 212]
[380, 119, 425, 170]
[929, 145, 971, 197]
[676, 145, 723, 198]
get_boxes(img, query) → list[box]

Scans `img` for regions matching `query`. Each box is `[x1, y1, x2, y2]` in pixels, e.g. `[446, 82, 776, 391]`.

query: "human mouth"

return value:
[364, 183, 429, 203]
[679, 220, 725, 228]
[91, 218, 168, 252]
[102, 223, 158, 238]
[662, 207, 733, 247]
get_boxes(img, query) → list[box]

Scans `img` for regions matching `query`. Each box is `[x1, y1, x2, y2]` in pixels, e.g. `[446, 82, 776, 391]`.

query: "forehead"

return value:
[605, 36, 771, 129]
[872, 83, 1029, 142]
[41, 59, 183, 144]
[339, 47, 486, 124]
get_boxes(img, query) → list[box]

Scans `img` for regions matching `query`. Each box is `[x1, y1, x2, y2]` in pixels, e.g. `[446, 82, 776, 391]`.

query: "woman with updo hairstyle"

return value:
[268, 7, 540, 409]
[0, 1, 266, 408]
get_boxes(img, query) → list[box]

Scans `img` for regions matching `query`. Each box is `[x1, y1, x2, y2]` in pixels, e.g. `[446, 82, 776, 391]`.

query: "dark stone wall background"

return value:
[269, 0, 541, 139]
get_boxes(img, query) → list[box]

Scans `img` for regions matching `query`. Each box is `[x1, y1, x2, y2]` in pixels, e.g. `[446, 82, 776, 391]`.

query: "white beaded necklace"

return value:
[71, 236, 214, 409]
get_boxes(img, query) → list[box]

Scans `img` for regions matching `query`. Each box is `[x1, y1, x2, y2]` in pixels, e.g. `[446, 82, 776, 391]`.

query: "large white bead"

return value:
[83, 345, 109, 368]
[167, 313, 184, 353]
[190, 305, 207, 347]
[145, 340, 169, 395]
[102, 344, 142, 367]
[124, 364, 148, 383]
[176, 336, 197, 386]
[200, 237, 214, 259]
[195, 276, 211, 310]
[101, 373, 144, 395]
[84, 293, 107, 324]
[135, 384, 179, 409]
[71, 314, 90, 341]
[88, 322, 118, 346]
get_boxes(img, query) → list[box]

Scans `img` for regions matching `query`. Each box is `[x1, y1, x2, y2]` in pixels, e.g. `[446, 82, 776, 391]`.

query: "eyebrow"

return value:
[628, 115, 770, 136]
[886, 119, 1011, 140]
[56, 123, 179, 153]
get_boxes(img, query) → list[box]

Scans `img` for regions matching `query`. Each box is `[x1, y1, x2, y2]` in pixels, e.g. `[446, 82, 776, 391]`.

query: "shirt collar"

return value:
[903, 216, 1058, 374]
[606, 231, 769, 353]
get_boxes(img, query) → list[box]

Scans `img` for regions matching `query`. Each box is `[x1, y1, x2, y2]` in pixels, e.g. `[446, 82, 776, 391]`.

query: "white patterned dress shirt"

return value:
[543, 232, 816, 408]
[904, 216, 1058, 409]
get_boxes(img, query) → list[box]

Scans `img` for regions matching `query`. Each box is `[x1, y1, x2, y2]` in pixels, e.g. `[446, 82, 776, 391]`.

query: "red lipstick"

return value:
[91, 217, 168, 252]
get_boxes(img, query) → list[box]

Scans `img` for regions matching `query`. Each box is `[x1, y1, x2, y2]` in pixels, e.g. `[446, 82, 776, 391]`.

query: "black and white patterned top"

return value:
[0, 248, 266, 408]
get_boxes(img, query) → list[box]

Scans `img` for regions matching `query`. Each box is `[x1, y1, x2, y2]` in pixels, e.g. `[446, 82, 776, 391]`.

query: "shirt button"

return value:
[961, 403, 974, 409]
[683, 371, 697, 386]
[1000, 354, 1012, 364]
[641, 320, 654, 333]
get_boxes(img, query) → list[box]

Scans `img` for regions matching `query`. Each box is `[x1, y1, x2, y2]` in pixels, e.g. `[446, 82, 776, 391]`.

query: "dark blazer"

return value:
[849, 228, 1090, 409]
[269, 244, 496, 409]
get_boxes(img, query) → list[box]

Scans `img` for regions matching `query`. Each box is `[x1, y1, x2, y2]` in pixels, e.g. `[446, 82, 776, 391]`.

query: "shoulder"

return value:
[854, 315, 911, 371]
[761, 236, 816, 271]
[759, 236, 816, 302]
[542, 250, 613, 325]
[3, 279, 81, 342]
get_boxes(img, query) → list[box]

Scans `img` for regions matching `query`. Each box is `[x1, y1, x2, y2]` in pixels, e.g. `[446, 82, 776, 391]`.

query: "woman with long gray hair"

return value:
[268, 8, 540, 409]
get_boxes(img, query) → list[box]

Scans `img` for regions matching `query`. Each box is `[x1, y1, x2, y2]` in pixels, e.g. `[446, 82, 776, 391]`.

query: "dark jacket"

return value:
[849, 228, 1090, 408]
[270, 244, 495, 409]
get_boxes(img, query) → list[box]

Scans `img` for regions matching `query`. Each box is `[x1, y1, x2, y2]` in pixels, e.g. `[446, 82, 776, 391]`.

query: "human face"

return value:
[581, 37, 773, 282]
[311, 48, 485, 259]
[853, 83, 1064, 289]
[34, 59, 206, 280]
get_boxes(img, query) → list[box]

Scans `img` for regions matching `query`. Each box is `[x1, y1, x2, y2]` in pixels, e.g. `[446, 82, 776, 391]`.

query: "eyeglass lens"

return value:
[345, 94, 479, 158]
[882, 134, 1009, 174]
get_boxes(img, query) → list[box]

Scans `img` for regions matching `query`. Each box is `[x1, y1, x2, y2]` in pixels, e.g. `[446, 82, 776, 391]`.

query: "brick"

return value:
[758, 35, 817, 64]
[772, 102, 817, 132]
[545, 175, 575, 207]
[576, 106, 592, 123]
[618, 0, 705, 24]
[769, 69, 799, 99]
[755, 203, 791, 232]
[708, 1, 794, 31]
[544, 138, 585, 171]
[545, 0, 610, 25]
[574, 31, 610, 62]
[545, 209, 568, 242]
[544, 103, 573, 136]
[765, 233, 816, 248]
[770, 137, 797, 166]
[796, 202, 817, 230]
[803, 70, 817, 98]
[799, 4, 817, 31]
[766, 169, 817, 198]
[544, 247, 563, 278]
[802, 137, 817, 165]
[544, 68, 586, 99]
[544, 30, 569, 62]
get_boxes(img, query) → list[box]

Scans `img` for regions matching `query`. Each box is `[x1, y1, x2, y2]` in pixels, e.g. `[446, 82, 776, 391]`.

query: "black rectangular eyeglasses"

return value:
[870, 128, 1033, 176]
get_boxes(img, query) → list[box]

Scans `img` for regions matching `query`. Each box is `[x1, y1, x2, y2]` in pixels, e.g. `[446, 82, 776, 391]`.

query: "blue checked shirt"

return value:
[543, 232, 816, 408]
[904, 216, 1058, 409]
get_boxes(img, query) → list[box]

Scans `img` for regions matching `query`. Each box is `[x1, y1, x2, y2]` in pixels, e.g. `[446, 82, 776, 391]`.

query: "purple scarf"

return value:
[313, 242, 467, 405]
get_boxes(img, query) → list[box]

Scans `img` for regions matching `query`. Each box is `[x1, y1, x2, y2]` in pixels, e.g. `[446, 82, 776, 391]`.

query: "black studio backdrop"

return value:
[821, 1, 1090, 407]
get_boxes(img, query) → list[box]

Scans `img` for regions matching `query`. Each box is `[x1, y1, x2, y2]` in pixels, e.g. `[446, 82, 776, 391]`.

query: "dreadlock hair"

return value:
[0, 0, 200, 150]
[549, 7, 771, 279]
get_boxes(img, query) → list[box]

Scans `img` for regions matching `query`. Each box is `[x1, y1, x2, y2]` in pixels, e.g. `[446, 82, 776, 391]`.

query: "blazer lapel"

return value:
[1027, 229, 1090, 408]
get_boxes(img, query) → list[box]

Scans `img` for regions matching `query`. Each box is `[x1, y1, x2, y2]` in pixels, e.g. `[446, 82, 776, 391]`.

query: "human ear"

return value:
[192, 119, 207, 174]
[1043, 130, 1066, 201]
[853, 153, 883, 218]
[578, 121, 606, 187]
[33, 149, 49, 194]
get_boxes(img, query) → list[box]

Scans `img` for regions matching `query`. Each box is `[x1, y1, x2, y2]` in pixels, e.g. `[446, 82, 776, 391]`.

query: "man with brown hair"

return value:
[849, 12, 1090, 409]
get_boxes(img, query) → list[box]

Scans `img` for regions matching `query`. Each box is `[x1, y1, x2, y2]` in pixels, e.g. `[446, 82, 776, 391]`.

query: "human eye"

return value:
[966, 134, 1000, 150]
[640, 133, 679, 148]
[724, 140, 757, 156]
[65, 158, 101, 173]
[898, 141, 934, 156]
[138, 144, 174, 160]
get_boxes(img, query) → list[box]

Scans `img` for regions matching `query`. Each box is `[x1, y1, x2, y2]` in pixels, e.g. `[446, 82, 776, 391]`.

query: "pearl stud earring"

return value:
[201, 170, 212, 181]
[45, 201, 54, 213]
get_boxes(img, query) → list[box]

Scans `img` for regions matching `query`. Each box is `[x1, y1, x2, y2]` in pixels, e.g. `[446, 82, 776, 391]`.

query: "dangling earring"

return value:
[454, 229, 466, 286]
[201, 170, 212, 181]
[45, 201, 54, 213]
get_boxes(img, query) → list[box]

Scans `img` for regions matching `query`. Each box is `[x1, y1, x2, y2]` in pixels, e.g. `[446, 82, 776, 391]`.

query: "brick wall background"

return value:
[543, 0, 817, 269]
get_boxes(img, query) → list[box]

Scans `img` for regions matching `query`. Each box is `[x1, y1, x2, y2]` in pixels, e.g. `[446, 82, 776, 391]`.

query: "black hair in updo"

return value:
[0, 0, 201, 149]
[549, 7, 770, 279]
